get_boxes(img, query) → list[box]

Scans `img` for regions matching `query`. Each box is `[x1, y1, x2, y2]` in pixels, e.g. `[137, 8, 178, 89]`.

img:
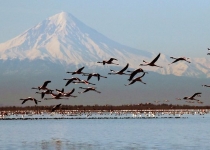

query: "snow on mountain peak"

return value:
[0, 12, 210, 78]
[0, 12, 150, 65]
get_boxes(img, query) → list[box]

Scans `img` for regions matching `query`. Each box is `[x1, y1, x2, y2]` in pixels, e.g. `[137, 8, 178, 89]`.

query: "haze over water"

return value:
[1, 114, 210, 150]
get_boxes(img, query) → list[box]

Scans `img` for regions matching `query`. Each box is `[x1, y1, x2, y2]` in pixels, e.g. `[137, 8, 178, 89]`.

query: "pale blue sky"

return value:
[0, 0, 210, 57]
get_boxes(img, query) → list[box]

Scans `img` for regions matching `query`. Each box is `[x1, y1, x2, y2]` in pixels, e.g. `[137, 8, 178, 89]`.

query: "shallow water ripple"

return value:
[1, 115, 210, 150]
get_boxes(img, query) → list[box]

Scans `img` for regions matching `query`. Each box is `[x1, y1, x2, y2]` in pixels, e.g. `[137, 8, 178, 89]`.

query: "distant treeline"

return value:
[0, 103, 210, 111]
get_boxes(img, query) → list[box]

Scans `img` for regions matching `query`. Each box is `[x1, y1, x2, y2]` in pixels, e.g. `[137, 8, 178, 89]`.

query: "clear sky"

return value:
[0, 0, 210, 57]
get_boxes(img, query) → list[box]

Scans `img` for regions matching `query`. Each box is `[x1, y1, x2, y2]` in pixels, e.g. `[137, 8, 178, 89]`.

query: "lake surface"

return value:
[0, 114, 210, 150]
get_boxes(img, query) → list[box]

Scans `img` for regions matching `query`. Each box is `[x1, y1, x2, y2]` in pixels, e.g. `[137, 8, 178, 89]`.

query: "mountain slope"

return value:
[0, 12, 210, 77]
[0, 12, 151, 66]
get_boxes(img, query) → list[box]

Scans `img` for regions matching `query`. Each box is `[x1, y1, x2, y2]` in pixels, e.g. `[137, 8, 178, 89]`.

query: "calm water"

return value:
[1, 114, 210, 150]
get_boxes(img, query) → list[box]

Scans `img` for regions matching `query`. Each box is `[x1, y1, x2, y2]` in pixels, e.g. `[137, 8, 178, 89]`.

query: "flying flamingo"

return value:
[44, 93, 69, 100]
[56, 88, 64, 94]
[78, 87, 101, 94]
[20, 97, 41, 104]
[66, 66, 87, 75]
[51, 103, 62, 112]
[32, 81, 51, 90]
[183, 92, 202, 101]
[140, 53, 162, 68]
[168, 57, 190, 65]
[207, 48, 210, 55]
[97, 58, 119, 65]
[108, 63, 129, 75]
[83, 73, 107, 81]
[35, 89, 54, 99]
[73, 80, 95, 85]
[127, 68, 148, 81]
[202, 84, 210, 87]
[62, 88, 77, 98]
[125, 72, 146, 86]
[63, 77, 81, 86]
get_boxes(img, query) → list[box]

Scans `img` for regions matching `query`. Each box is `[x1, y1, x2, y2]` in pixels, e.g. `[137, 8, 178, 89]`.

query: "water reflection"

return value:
[20, 138, 106, 150]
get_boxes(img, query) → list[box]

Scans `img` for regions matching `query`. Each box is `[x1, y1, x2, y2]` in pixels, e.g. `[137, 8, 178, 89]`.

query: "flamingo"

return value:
[44, 93, 69, 100]
[207, 48, 210, 55]
[73, 80, 95, 85]
[51, 104, 61, 112]
[63, 77, 81, 86]
[97, 58, 119, 65]
[140, 53, 162, 68]
[108, 63, 129, 75]
[78, 87, 101, 94]
[32, 81, 51, 90]
[183, 92, 202, 101]
[197, 100, 204, 104]
[66, 66, 87, 75]
[125, 72, 146, 86]
[168, 57, 190, 65]
[56, 88, 64, 94]
[202, 84, 210, 87]
[20, 97, 41, 104]
[62, 88, 77, 98]
[127, 68, 148, 81]
[35, 89, 54, 99]
[83, 73, 107, 81]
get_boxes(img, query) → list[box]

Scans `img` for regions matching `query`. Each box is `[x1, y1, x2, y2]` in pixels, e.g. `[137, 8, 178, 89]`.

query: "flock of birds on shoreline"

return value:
[19, 48, 210, 112]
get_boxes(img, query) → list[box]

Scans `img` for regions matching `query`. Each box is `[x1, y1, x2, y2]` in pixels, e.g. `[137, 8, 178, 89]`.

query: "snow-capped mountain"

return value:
[0, 12, 210, 77]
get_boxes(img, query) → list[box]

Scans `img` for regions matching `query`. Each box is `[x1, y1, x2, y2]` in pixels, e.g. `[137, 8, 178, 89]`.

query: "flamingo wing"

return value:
[150, 53, 161, 64]
[191, 92, 202, 98]
[42, 81, 51, 87]
[77, 66, 85, 72]
[119, 63, 129, 73]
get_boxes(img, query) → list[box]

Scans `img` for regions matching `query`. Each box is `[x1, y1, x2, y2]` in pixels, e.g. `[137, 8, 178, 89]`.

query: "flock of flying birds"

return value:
[19, 48, 210, 111]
